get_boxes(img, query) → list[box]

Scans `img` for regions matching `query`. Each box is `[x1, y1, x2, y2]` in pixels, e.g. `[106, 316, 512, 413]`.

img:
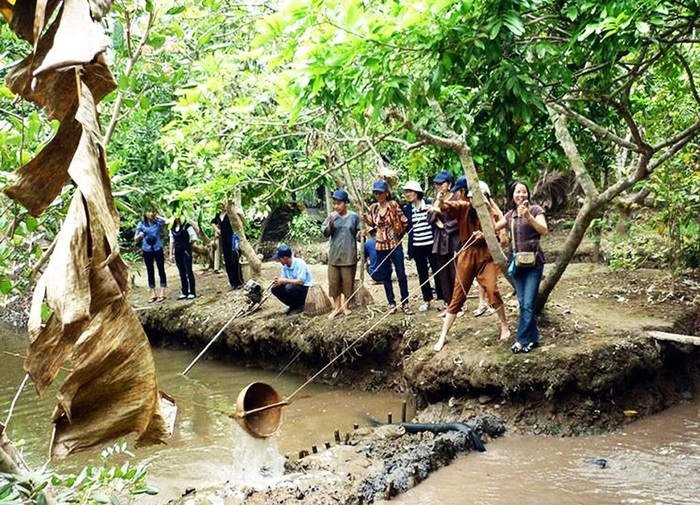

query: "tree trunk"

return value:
[226, 202, 261, 278]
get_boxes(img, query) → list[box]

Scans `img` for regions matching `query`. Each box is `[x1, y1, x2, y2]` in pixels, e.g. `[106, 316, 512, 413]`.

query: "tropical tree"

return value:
[252, 0, 700, 307]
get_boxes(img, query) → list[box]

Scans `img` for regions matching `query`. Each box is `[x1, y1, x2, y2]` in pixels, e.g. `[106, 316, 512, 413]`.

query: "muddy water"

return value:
[0, 325, 406, 500]
[379, 400, 700, 505]
[4, 325, 700, 504]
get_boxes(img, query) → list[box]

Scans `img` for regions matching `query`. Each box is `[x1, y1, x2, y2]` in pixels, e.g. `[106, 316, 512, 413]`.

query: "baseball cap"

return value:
[272, 245, 293, 259]
[433, 170, 453, 184]
[331, 189, 349, 201]
[372, 180, 389, 193]
[467, 181, 491, 198]
[450, 175, 469, 193]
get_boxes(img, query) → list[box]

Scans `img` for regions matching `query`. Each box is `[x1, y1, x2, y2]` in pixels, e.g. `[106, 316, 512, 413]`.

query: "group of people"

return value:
[135, 172, 548, 356]
[133, 203, 245, 303]
[278, 171, 548, 355]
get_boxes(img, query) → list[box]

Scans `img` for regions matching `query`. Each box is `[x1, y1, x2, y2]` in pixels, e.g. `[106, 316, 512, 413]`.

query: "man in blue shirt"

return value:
[364, 228, 382, 283]
[271, 245, 314, 315]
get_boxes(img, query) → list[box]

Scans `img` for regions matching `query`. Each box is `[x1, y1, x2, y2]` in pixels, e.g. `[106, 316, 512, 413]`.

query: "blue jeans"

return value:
[376, 246, 409, 306]
[512, 262, 544, 346]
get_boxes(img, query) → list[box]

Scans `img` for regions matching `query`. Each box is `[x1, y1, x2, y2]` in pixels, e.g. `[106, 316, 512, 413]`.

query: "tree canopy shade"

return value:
[253, 0, 700, 306]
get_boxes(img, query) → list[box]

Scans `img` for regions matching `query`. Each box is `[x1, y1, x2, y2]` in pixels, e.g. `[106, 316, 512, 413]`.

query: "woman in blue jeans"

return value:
[494, 181, 548, 353]
[363, 180, 413, 314]
[134, 209, 168, 302]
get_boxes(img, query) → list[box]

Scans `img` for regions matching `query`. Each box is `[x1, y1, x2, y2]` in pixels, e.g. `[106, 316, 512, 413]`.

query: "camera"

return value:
[522, 200, 529, 208]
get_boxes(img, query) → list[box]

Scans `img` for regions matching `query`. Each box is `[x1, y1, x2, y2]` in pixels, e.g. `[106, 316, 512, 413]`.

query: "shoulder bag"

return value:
[511, 214, 536, 267]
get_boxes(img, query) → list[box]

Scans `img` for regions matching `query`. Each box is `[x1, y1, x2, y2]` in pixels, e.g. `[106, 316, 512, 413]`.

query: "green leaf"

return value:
[506, 147, 516, 164]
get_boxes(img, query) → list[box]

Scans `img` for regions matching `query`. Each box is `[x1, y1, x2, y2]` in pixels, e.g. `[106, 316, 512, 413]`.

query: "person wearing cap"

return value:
[363, 180, 413, 314]
[322, 189, 361, 319]
[402, 180, 443, 312]
[211, 202, 244, 290]
[428, 170, 461, 313]
[169, 215, 198, 300]
[271, 245, 314, 315]
[432, 175, 511, 351]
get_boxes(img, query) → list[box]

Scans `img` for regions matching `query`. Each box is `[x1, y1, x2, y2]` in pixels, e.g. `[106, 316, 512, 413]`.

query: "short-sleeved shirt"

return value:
[281, 257, 314, 287]
[322, 211, 361, 266]
[135, 218, 166, 252]
[506, 206, 546, 263]
[169, 225, 197, 252]
[368, 200, 406, 251]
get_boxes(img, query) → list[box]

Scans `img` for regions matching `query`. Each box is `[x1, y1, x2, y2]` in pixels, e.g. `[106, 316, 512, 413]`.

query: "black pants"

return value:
[413, 245, 443, 302]
[174, 247, 196, 296]
[435, 253, 456, 305]
[143, 248, 167, 289]
[271, 284, 308, 310]
[221, 239, 243, 288]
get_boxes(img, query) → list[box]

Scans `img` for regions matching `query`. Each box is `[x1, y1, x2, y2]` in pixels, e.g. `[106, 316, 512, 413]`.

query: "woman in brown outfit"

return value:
[433, 176, 511, 352]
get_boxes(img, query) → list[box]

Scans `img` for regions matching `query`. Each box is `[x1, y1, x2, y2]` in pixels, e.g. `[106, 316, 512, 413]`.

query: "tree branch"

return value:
[548, 102, 641, 152]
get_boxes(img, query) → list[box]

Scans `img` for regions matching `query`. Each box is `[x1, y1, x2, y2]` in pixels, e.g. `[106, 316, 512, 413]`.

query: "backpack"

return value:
[231, 232, 240, 252]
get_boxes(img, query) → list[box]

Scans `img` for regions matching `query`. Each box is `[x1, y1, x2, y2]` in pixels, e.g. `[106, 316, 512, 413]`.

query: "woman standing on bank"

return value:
[363, 180, 413, 314]
[211, 202, 243, 290]
[134, 209, 168, 302]
[402, 181, 442, 312]
[169, 215, 197, 300]
[322, 189, 361, 319]
[432, 176, 511, 352]
[495, 181, 548, 353]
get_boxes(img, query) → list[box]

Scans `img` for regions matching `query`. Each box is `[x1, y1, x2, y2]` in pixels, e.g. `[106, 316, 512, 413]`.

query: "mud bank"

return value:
[138, 265, 700, 439]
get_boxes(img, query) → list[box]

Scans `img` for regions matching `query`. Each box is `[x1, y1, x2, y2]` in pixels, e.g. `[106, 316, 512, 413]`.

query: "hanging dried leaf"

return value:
[8, 0, 61, 43]
[5, 0, 175, 459]
[34, 0, 110, 76]
[7, 9, 116, 122]
[49, 301, 170, 459]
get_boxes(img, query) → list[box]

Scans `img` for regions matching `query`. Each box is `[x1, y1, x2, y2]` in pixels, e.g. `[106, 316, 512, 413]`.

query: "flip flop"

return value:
[156, 296, 166, 302]
[473, 306, 488, 317]
[148, 296, 157, 303]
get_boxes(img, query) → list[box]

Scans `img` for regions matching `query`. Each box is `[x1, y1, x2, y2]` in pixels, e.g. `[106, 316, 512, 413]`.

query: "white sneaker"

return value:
[187, 294, 196, 299]
[177, 294, 187, 300]
[418, 302, 430, 312]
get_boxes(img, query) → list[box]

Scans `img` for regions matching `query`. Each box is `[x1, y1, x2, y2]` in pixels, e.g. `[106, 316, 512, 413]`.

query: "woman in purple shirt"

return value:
[495, 181, 549, 353]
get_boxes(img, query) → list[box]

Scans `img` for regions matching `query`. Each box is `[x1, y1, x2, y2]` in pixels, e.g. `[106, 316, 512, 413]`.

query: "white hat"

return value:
[403, 181, 423, 193]
[467, 181, 491, 198]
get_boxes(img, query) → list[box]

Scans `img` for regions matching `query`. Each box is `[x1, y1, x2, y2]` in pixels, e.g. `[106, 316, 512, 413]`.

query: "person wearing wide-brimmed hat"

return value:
[402, 180, 443, 312]
[271, 245, 314, 315]
[432, 176, 511, 352]
[322, 189, 361, 319]
[363, 180, 413, 314]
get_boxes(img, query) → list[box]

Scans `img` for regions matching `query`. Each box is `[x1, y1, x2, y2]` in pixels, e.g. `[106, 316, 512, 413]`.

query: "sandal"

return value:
[473, 306, 488, 317]
[156, 296, 166, 303]
[401, 304, 414, 315]
[148, 296, 157, 303]
[510, 342, 524, 354]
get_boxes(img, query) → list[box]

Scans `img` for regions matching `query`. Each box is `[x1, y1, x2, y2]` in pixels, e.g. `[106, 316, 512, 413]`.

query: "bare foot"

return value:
[328, 309, 341, 320]
[433, 336, 447, 352]
[342, 308, 352, 316]
[499, 328, 512, 341]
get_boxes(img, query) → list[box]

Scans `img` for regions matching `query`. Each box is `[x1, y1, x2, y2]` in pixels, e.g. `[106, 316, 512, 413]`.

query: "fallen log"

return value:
[648, 330, 700, 346]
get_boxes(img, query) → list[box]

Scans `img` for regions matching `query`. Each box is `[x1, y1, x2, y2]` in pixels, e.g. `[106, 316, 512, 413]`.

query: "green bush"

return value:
[287, 213, 322, 244]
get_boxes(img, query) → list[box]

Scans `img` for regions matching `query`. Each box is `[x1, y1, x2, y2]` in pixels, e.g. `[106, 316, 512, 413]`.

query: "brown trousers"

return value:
[447, 245, 503, 315]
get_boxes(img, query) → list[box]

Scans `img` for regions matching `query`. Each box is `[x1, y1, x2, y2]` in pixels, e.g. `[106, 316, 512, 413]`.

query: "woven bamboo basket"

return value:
[303, 285, 333, 316]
